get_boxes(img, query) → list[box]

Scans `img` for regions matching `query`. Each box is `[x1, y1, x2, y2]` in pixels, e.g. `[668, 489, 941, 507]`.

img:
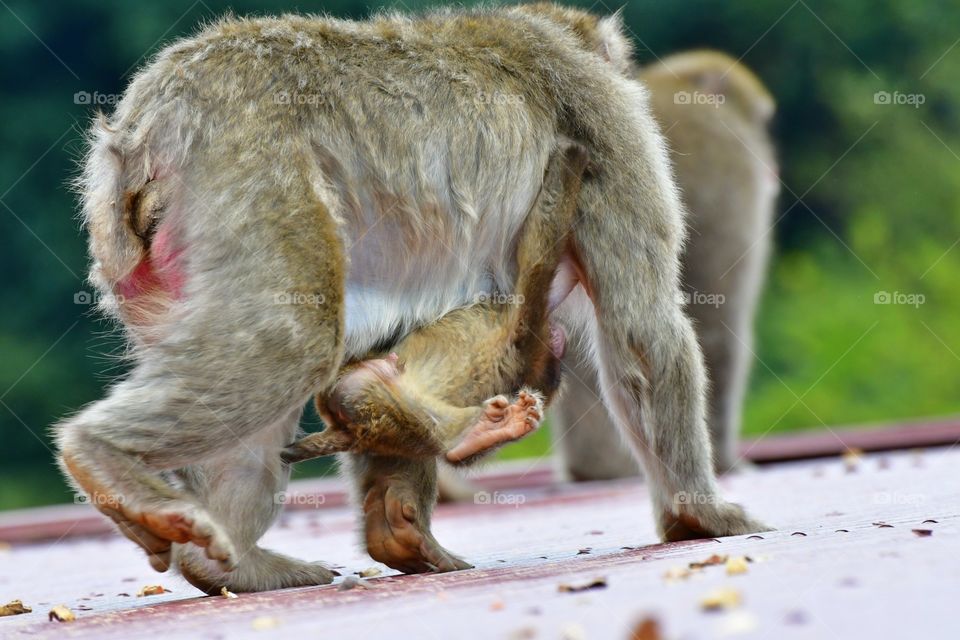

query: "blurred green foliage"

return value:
[2, 0, 959, 508]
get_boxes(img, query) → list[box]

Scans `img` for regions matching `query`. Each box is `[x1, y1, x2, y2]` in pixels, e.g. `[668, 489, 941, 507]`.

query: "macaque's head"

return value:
[641, 50, 776, 124]
[515, 3, 635, 75]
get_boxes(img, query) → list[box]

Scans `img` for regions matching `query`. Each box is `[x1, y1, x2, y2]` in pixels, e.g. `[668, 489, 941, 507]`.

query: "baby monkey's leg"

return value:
[283, 354, 543, 463]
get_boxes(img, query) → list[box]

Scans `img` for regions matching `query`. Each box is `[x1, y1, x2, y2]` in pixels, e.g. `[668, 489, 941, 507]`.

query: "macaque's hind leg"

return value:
[57, 152, 346, 578]
[446, 390, 544, 464]
[571, 79, 769, 541]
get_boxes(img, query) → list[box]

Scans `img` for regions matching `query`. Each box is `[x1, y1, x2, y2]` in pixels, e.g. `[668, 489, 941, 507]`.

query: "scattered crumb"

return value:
[0, 541, 11, 553]
[842, 448, 863, 472]
[746, 535, 764, 540]
[588, 530, 604, 536]
[922, 519, 939, 524]
[576, 548, 591, 555]
[137, 585, 170, 597]
[558, 577, 607, 593]
[630, 616, 662, 640]
[835, 529, 850, 533]
[560, 623, 586, 640]
[251, 616, 280, 631]
[690, 554, 727, 569]
[508, 626, 537, 640]
[716, 611, 759, 636]
[490, 598, 505, 611]
[0, 600, 31, 617]
[872, 522, 894, 528]
[663, 566, 693, 582]
[790, 532, 807, 537]
[48, 605, 76, 622]
[785, 610, 809, 625]
[725, 557, 750, 576]
[701, 587, 742, 611]
[220, 587, 238, 599]
[116, 593, 130, 597]
[525, 606, 543, 616]
[358, 567, 382, 578]
[121, 577, 137, 582]
[912, 529, 933, 537]
[338, 575, 371, 591]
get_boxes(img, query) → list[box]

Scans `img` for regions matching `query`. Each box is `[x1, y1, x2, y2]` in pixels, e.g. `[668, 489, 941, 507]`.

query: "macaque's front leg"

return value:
[349, 453, 473, 573]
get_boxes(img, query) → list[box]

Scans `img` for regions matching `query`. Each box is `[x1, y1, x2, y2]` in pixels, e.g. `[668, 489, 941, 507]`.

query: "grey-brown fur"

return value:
[58, 8, 766, 593]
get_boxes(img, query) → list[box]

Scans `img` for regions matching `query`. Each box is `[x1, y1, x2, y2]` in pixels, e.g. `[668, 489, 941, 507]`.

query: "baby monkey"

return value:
[283, 142, 589, 467]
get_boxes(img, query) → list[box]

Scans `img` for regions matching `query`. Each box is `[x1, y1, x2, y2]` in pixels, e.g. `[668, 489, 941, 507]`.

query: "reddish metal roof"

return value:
[0, 438, 955, 639]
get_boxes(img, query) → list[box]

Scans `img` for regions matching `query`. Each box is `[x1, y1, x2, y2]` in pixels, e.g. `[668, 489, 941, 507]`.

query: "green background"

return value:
[2, 0, 959, 510]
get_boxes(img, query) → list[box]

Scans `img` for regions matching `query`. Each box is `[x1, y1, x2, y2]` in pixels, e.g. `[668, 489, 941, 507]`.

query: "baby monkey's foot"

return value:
[446, 390, 543, 463]
[363, 476, 472, 574]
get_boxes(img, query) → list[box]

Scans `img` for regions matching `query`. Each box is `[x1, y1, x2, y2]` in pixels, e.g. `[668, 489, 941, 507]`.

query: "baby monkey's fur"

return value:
[284, 142, 588, 466]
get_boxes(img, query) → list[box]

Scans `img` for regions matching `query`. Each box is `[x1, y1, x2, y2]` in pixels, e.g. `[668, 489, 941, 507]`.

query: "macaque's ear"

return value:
[595, 10, 634, 74]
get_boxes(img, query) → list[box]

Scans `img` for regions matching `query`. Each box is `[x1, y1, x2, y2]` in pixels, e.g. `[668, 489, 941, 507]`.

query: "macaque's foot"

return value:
[446, 390, 543, 463]
[61, 452, 237, 570]
[363, 477, 473, 574]
[658, 499, 772, 542]
[177, 545, 338, 594]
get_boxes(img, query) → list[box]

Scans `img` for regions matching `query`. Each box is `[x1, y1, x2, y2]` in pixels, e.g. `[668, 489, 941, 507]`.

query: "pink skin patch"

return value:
[549, 324, 566, 358]
[115, 224, 186, 304]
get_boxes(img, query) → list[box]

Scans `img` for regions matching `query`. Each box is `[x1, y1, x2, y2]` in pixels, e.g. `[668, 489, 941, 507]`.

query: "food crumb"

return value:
[48, 605, 76, 622]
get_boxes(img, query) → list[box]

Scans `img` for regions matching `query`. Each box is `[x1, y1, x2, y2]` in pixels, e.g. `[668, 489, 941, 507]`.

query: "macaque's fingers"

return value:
[446, 391, 544, 463]
[281, 429, 355, 463]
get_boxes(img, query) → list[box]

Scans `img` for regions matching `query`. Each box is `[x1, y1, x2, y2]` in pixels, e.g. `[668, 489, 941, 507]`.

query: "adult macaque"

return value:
[58, 6, 766, 593]
[553, 51, 779, 480]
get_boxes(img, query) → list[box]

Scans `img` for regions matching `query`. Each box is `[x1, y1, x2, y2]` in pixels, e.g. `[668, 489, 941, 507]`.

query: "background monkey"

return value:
[283, 142, 588, 468]
[552, 51, 779, 481]
[58, 5, 766, 593]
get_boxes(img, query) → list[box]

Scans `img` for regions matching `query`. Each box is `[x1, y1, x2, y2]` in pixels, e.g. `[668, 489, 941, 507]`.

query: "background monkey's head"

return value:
[641, 50, 776, 125]
[515, 3, 635, 75]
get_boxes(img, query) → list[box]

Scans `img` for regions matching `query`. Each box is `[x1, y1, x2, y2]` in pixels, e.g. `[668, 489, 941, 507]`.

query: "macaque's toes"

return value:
[136, 504, 237, 570]
[659, 501, 772, 542]
[446, 391, 544, 463]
